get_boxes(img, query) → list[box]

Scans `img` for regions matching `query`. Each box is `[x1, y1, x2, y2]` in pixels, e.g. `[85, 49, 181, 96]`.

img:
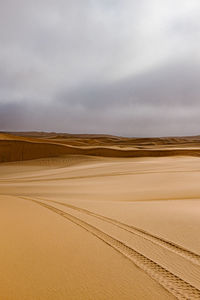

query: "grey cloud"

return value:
[0, 0, 200, 136]
[1, 59, 200, 136]
[59, 59, 200, 109]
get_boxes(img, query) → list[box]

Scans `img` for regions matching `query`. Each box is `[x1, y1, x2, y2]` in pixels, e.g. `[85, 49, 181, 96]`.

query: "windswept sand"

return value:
[1, 132, 200, 163]
[1, 133, 200, 299]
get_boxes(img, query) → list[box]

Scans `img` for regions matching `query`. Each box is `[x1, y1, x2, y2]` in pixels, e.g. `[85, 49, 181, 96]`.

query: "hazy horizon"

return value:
[3, 130, 200, 139]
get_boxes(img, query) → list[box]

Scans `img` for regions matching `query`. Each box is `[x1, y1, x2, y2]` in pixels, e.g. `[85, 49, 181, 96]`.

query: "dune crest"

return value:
[1, 132, 200, 299]
[1, 132, 200, 163]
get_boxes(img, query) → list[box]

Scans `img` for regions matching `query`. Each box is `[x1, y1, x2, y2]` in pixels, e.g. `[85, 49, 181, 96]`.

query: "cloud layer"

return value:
[0, 0, 200, 136]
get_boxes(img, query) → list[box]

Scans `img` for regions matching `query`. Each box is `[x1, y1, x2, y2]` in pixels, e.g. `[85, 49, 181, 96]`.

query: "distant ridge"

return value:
[1, 132, 200, 163]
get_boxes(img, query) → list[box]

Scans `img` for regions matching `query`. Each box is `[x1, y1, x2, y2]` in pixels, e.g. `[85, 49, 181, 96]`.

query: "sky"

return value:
[0, 0, 200, 137]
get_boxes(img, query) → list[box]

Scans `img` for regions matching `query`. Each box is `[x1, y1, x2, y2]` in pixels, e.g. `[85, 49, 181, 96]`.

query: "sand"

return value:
[1, 132, 200, 299]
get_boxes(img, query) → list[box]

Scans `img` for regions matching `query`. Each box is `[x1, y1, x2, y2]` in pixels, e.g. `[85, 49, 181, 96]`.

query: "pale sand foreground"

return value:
[1, 152, 200, 299]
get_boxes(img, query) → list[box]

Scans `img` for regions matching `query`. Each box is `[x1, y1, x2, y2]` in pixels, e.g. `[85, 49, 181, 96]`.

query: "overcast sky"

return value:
[0, 0, 200, 136]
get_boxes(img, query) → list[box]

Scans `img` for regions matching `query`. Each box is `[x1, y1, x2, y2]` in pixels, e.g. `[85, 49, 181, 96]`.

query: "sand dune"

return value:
[1, 132, 200, 299]
[1, 132, 200, 163]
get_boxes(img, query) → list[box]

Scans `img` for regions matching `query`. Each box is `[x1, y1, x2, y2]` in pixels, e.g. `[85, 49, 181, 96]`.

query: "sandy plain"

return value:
[1, 132, 200, 299]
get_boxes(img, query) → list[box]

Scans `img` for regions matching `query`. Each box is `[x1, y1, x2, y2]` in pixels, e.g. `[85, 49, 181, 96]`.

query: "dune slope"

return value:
[1, 132, 200, 163]
[1, 132, 200, 299]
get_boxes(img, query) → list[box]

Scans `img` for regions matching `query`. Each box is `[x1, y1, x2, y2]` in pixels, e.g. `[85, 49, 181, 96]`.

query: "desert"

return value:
[1, 132, 200, 299]
[1, 1, 200, 299]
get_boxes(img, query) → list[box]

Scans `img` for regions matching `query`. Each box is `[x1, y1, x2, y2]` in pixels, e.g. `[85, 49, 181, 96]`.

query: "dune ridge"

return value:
[1, 132, 200, 163]
[1, 147, 200, 299]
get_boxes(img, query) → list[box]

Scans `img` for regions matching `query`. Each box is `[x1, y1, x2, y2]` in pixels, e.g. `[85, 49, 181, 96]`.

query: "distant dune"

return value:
[1, 132, 200, 163]
[1, 131, 200, 299]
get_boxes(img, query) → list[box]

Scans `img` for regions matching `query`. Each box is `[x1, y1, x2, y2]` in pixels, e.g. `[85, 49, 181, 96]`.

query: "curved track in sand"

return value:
[35, 197, 200, 267]
[22, 196, 200, 300]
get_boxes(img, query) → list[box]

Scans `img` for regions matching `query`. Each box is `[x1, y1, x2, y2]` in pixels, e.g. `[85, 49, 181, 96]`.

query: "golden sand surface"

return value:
[1, 132, 200, 299]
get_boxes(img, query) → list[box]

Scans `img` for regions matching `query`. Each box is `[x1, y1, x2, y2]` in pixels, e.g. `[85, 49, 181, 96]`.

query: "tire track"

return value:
[36, 197, 200, 267]
[21, 196, 200, 300]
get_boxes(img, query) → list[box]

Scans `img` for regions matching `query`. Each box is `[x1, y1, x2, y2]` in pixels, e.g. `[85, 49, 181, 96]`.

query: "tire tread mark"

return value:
[21, 196, 200, 300]
[36, 197, 200, 266]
